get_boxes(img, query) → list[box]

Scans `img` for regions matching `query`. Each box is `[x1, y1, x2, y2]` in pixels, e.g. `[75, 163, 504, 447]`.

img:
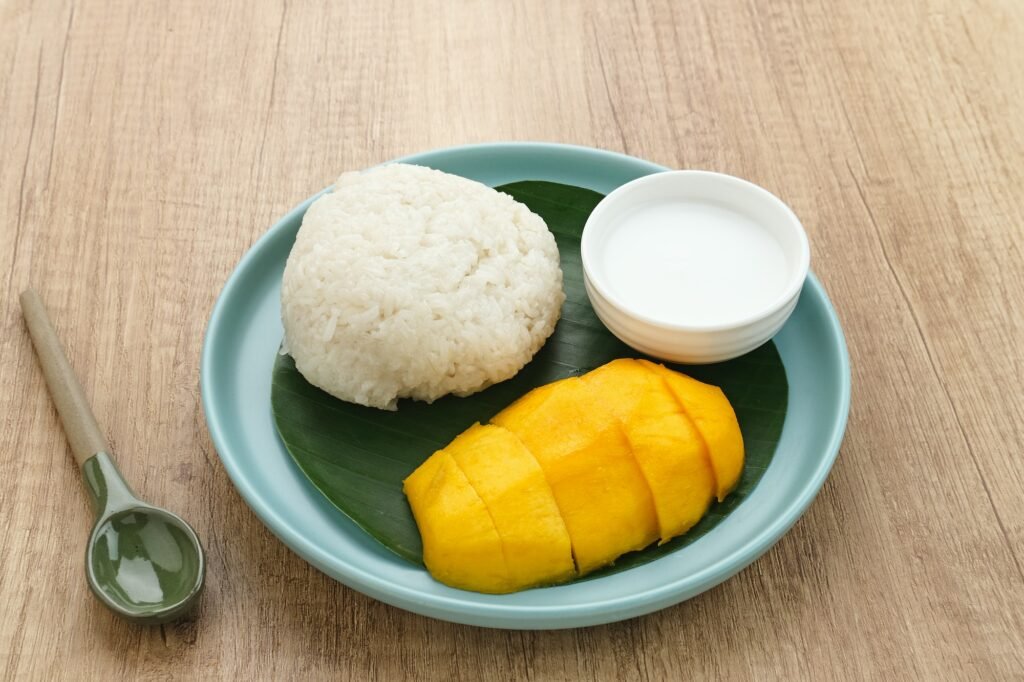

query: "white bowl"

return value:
[581, 171, 810, 364]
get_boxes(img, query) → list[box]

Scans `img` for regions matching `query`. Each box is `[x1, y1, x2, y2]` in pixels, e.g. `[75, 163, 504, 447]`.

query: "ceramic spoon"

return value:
[20, 289, 205, 624]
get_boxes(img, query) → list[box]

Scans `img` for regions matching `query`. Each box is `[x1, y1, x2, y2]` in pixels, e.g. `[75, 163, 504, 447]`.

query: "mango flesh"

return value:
[493, 376, 660, 574]
[402, 451, 511, 593]
[403, 359, 744, 593]
[639, 360, 745, 501]
[444, 423, 575, 588]
[581, 359, 716, 542]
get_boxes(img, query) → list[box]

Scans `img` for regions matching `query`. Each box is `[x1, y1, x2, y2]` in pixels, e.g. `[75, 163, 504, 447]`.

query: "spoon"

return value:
[20, 289, 205, 624]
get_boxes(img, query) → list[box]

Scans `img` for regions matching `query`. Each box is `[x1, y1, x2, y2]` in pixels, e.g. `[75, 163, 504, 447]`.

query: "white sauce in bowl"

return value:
[601, 200, 790, 326]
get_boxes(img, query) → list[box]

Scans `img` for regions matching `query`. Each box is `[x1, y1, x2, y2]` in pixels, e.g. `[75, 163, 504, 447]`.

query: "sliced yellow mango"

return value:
[492, 376, 659, 574]
[403, 359, 745, 593]
[639, 360, 745, 501]
[402, 450, 511, 593]
[444, 423, 575, 590]
[581, 359, 716, 542]
[581, 358, 677, 419]
[623, 413, 716, 541]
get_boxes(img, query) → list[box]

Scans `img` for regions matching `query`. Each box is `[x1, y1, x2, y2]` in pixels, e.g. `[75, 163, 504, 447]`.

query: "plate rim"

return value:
[201, 141, 851, 628]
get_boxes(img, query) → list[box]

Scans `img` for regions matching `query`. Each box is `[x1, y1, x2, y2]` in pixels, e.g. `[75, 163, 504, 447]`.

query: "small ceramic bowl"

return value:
[581, 171, 810, 364]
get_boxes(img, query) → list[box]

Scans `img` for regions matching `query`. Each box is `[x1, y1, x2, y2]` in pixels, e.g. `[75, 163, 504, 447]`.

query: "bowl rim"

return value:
[580, 169, 812, 333]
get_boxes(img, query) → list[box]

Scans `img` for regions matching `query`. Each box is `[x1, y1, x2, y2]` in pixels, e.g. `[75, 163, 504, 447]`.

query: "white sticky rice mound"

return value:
[280, 163, 565, 410]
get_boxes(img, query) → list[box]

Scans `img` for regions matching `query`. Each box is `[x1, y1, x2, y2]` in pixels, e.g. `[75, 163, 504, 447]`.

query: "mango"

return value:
[444, 423, 575, 589]
[493, 376, 660, 574]
[403, 359, 744, 593]
[639, 360, 745, 500]
[581, 359, 716, 542]
[403, 450, 511, 593]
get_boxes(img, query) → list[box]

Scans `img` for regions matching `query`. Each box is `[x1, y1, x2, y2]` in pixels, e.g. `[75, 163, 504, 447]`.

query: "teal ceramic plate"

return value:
[201, 142, 850, 629]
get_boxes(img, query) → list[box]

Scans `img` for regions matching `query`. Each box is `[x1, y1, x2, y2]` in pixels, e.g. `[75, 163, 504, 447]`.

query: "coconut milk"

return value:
[602, 200, 790, 326]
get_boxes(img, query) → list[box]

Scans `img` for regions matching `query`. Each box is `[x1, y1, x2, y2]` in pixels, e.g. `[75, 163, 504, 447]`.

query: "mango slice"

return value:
[444, 423, 575, 590]
[581, 359, 716, 542]
[402, 451, 511, 593]
[492, 376, 660, 574]
[639, 360, 745, 500]
[403, 359, 745, 593]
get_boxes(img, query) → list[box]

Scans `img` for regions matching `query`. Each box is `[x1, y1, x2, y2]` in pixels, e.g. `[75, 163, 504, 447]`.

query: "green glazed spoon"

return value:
[21, 289, 205, 624]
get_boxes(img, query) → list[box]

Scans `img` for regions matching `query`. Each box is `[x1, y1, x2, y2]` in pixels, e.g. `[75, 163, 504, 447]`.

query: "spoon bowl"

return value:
[79, 450, 205, 624]
[88, 505, 205, 624]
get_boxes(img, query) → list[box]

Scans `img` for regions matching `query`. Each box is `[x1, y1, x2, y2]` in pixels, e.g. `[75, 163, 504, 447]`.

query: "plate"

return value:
[201, 142, 851, 629]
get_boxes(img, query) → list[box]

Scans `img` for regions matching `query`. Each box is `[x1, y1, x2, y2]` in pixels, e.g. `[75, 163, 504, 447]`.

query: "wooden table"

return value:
[3, 0, 1022, 678]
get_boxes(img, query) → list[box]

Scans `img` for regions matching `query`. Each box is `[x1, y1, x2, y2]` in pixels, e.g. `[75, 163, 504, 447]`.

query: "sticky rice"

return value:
[280, 164, 564, 410]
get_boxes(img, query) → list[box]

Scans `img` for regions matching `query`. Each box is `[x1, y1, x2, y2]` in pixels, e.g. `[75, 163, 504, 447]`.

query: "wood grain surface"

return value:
[2, 0, 1022, 679]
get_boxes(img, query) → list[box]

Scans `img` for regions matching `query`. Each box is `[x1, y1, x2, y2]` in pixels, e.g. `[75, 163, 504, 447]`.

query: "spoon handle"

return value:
[20, 289, 110, 467]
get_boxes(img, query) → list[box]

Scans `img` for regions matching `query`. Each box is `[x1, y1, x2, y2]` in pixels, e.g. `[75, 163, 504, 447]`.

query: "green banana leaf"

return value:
[271, 180, 788, 581]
